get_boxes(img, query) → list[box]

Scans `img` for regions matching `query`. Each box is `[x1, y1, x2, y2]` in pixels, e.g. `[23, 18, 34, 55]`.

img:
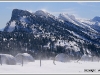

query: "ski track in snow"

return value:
[0, 60, 100, 74]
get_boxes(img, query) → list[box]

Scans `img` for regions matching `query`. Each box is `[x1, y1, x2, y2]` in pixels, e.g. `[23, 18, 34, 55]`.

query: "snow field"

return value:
[0, 60, 100, 74]
[0, 53, 100, 74]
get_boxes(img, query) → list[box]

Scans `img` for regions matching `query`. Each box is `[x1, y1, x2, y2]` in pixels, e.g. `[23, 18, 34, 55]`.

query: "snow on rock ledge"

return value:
[7, 21, 16, 32]
[0, 54, 16, 65]
[55, 53, 70, 62]
[15, 53, 35, 64]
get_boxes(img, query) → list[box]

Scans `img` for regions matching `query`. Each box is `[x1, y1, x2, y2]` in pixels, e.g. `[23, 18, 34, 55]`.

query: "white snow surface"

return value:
[59, 13, 78, 25]
[7, 21, 16, 32]
[0, 60, 100, 74]
[20, 16, 26, 23]
[34, 10, 56, 19]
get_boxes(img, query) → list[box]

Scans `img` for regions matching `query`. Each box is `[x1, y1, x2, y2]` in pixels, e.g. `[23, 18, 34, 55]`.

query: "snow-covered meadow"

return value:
[0, 60, 100, 74]
[0, 53, 100, 74]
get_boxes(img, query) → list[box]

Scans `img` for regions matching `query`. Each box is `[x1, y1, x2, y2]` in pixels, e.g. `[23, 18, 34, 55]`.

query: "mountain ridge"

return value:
[1, 9, 100, 59]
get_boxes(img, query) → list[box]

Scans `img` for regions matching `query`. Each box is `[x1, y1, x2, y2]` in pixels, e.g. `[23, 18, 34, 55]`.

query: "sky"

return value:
[0, 2, 100, 29]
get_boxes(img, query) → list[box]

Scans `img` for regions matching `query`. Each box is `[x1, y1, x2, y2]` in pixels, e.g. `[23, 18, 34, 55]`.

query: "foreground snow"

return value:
[0, 60, 100, 74]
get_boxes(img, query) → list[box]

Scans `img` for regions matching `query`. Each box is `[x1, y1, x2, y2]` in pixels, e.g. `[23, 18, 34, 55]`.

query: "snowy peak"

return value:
[92, 16, 100, 22]
[65, 14, 76, 20]
[59, 13, 78, 25]
[35, 10, 48, 15]
[59, 13, 76, 20]
[34, 10, 55, 18]
[4, 9, 36, 32]
[4, 9, 100, 34]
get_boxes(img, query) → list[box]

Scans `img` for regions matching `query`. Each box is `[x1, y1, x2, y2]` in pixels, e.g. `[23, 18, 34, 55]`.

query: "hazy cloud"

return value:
[77, 2, 98, 7]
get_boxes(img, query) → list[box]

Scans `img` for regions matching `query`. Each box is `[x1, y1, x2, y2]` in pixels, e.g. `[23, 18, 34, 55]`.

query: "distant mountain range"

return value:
[1, 9, 100, 59]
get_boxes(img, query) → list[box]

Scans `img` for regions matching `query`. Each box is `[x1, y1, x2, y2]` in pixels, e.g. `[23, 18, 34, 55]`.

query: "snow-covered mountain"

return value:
[59, 13, 100, 41]
[92, 16, 100, 22]
[34, 10, 56, 19]
[59, 13, 100, 33]
[2, 9, 100, 59]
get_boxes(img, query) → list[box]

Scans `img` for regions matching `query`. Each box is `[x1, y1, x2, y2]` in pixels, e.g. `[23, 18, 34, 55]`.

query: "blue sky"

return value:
[0, 2, 100, 29]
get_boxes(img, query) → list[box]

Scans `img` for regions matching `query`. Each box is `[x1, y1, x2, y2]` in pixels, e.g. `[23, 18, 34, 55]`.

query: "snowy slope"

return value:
[79, 17, 100, 32]
[59, 13, 78, 25]
[2, 9, 100, 59]
[34, 10, 56, 19]
[59, 13, 100, 41]
[7, 21, 16, 32]
[59, 13, 100, 33]
[59, 13, 96, 31]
